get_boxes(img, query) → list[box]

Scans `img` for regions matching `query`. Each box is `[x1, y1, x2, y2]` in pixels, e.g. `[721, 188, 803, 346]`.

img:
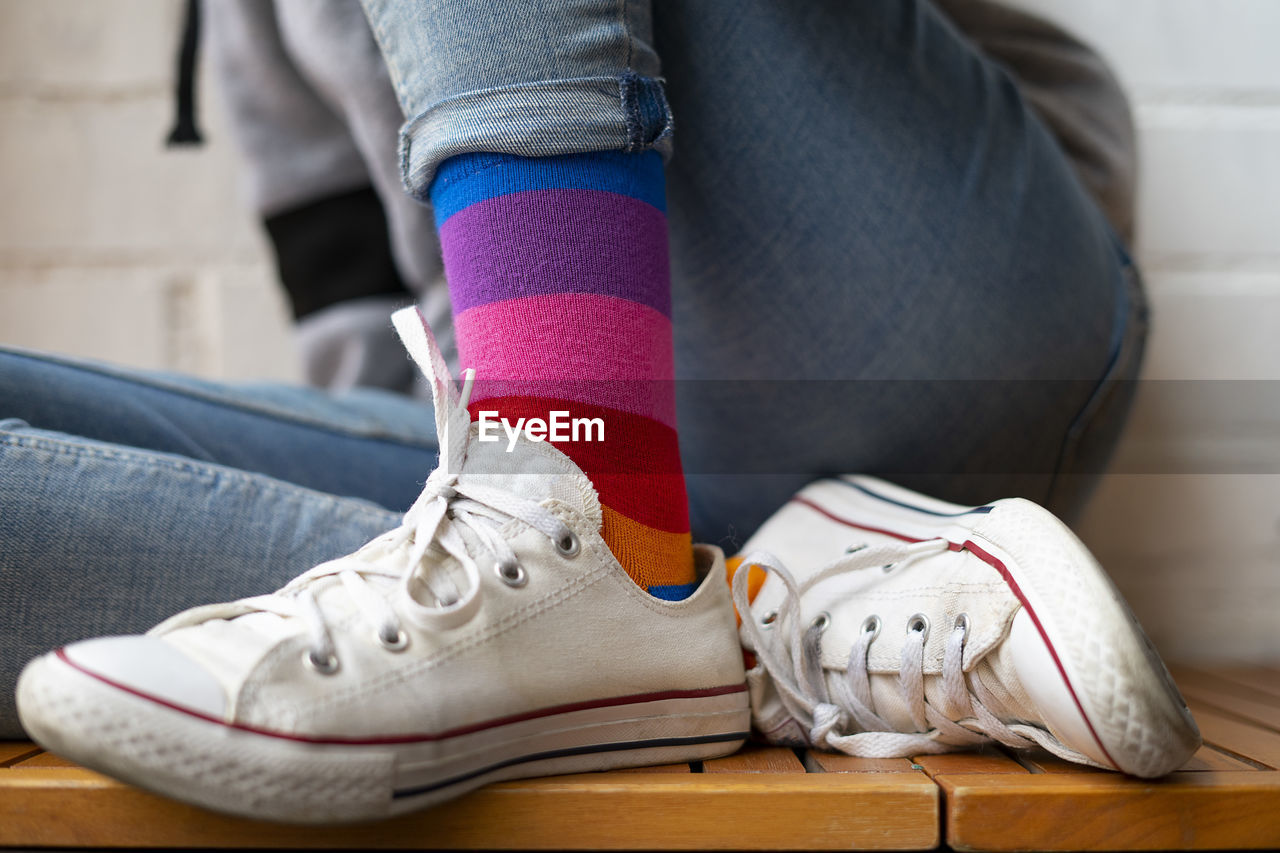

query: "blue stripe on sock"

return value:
[429, 150, 666, 227]
[647, 581, 698, 601]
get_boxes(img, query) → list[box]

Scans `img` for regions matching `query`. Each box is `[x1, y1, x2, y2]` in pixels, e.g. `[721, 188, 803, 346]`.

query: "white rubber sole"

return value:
[796, 475, 1201, 777]
[17, 651, 749, 824]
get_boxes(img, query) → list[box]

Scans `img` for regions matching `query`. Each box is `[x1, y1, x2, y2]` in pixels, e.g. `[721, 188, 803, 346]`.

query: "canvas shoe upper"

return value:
[733, 476, 1200, 778]
[15, 307, 749, 824]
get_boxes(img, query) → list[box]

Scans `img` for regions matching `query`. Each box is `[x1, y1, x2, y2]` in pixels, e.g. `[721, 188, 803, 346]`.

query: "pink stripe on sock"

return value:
[454, 293, 678, 429]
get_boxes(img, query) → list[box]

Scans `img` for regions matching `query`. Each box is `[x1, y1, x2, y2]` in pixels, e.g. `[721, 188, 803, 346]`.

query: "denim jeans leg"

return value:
[1043, 253, 1150, 515]
[651, 0, 1142, 542]
[0, 420, 403, 738]
[357, 0, 674, 199]
[0, 347, 438, 511]
[350, 0, 1143, 543]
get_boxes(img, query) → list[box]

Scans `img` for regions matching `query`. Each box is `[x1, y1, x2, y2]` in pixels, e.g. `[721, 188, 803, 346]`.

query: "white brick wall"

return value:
[1010, 0, 1280, 662]
[0, 0, 295, 378]
[1, 1, 1277, 661]
[1138, 105, 1280, 259]
[0, 0, 180, 96]
[1011, 0, 1280, 99]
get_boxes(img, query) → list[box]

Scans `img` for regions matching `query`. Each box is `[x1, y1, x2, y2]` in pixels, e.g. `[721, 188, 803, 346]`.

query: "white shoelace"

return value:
[175, 307, 585, 674]
[733, 543, 1096, 763]
[233, 472, 575, 672]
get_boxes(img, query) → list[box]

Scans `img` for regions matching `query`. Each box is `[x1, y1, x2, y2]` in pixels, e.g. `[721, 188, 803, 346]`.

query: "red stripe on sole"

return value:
[54, 648, 743, 747]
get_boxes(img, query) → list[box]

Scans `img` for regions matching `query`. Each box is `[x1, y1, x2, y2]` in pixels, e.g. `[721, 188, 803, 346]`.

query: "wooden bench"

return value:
[3, 664, 1278, 850]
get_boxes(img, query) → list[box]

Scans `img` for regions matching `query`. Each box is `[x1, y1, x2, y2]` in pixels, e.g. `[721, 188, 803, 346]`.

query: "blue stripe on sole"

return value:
[392, 731, 749, 799]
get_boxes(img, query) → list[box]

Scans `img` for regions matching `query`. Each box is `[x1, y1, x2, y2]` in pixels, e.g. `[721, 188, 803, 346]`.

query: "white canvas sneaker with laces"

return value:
[733, 476, 1200, 778]
[16, 307, 749, 824]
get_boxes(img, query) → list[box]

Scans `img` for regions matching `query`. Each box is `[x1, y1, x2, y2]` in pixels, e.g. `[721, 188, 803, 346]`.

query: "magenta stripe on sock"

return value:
[439, 189, 671, 317]
[455, 293, 677, 429]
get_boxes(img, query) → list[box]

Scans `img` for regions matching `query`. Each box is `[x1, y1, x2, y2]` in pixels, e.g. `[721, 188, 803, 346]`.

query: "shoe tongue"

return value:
[454, 425, 603, 530]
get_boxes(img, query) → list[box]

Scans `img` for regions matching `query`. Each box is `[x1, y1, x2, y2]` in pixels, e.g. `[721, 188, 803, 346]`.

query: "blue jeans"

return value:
[0, 0, 1144, 736]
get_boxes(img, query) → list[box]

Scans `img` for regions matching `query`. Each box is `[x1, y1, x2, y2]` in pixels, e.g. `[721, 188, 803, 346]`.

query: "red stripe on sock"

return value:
[469, 395, 689, 534]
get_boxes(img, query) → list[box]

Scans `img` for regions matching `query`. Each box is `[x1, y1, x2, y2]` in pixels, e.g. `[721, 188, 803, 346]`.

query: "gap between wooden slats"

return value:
[1185, 699, 1280, 769]
[0, 742, 41, 767]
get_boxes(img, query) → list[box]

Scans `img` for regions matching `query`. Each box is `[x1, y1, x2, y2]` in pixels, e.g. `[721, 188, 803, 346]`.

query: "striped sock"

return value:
[430, 151, 696, 600]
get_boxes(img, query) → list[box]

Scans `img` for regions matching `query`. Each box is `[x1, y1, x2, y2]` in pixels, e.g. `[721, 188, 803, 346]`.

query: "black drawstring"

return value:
[166, 0, 204, 146]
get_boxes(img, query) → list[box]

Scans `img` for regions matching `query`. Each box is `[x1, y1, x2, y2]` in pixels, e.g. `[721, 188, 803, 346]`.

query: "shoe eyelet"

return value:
[860, 614, 882, 642]
[844, 543, 867, 554]
[555, 531, 580, 558]
[377, 628, 410, 652]
[760, 610, 778, 629]
[809, 611, 831, 633]
[906, 613, 931, 639]
[953, 612, 971, 635]
[303, 650, 340, 675]
[496, 560, 528, 588]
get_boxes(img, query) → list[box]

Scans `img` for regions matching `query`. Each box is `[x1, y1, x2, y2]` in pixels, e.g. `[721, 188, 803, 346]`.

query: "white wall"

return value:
[1, 1, 1277, 661]
[1008, 0, 1280, 663]
[0, 0, 298, 379]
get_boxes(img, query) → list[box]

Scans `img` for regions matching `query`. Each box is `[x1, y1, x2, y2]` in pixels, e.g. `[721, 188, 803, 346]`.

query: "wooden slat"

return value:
[1008, 746, 1249, 775]
[1170, 664, 1280, 701]
[615, 763, 691, 773]
[940, 771, 1280, 851]
[913, 748, 1028, 777]
[1177, 745, 1260, 772]
[0, 767, 940, 850]
[1173, 667, 1280, 731]
[1188, 701, 1280, 768]
[805, 752, 917, 773]
[1205, 667, 1280, 699]
[703, 744, 805, 773]
[0, 741, 41, 767]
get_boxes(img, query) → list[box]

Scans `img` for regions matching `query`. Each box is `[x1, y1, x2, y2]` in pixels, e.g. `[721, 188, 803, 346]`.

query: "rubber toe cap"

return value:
[60, 635, 227, 719]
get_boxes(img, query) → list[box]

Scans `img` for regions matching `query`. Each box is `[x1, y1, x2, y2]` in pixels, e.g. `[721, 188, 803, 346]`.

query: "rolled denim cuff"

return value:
[399, 71, 674, 202]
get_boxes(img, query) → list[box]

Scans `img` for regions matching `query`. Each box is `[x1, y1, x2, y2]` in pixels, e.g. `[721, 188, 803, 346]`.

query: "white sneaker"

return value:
[733, 476, 1200, 778]
[16, 308, 749, 824]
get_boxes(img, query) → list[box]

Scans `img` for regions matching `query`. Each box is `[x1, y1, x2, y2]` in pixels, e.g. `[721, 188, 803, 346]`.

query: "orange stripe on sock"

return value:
[600, 505, 694, 591]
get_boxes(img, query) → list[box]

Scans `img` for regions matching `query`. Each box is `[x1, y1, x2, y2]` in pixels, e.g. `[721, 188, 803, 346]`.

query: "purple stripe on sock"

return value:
[439, 189, 671, 317]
